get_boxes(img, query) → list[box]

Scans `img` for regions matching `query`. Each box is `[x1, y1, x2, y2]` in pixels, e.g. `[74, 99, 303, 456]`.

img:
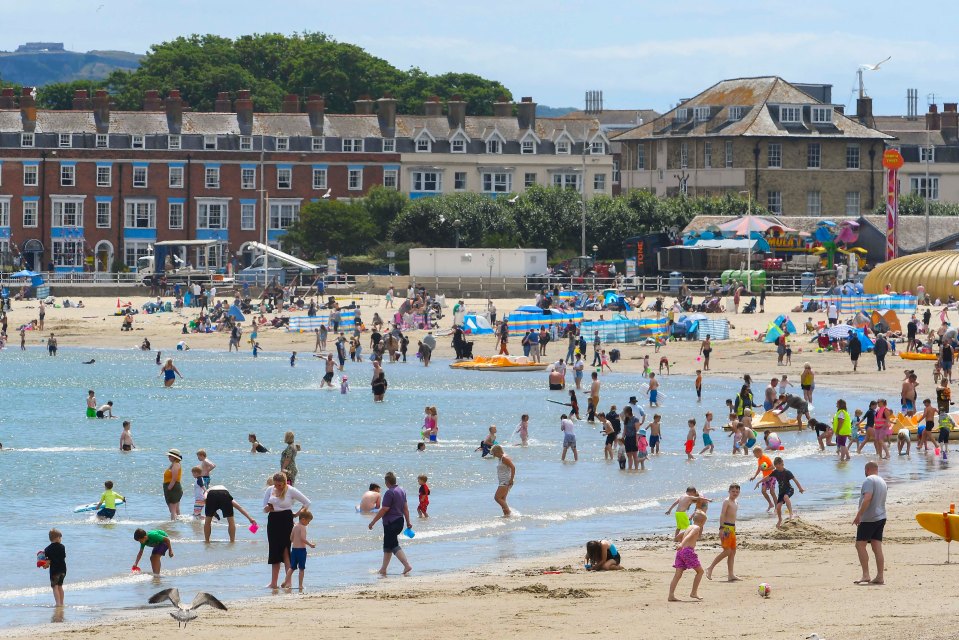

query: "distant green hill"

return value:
[0, 49, 142, 86]
[536, 105, 578, 117]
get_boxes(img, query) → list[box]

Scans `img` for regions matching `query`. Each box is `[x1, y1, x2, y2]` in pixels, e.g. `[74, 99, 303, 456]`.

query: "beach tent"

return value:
[602, 289, 632, 310]
[773, 314, 797, 334]
[871, 309, 901, 333]
[852, 328, 874, 351]
[764, 323, 784, 343]
[228, 304, 245, 322]
[462, 314, 494, 335]
[515, 305, 545, 313]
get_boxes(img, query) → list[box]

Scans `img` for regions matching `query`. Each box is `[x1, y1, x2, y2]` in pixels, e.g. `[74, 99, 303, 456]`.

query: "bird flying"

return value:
[148, 588, 227, 628]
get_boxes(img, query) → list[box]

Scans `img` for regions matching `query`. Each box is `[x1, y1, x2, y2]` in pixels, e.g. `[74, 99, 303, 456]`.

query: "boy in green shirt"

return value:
[133, 528, 173, 575]
[93, 480, 125, 521]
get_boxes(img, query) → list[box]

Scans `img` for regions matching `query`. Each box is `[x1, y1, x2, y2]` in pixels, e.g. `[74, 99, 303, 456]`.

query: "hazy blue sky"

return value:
[2, 0, 954, 114]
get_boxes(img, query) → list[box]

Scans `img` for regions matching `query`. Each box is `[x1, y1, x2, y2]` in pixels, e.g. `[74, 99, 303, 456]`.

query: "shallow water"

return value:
[0, 346, 948, 627]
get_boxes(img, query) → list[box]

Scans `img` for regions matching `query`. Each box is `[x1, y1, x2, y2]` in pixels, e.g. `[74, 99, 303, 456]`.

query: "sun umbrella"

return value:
[717, 216, 795, 236]
[9, 270, 39, 278]
[825, 324, 855, 339]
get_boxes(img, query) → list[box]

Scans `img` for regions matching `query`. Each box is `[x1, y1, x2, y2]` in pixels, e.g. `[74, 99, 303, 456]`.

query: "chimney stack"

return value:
[20, 87, 37, 132]
[165, 89, 183, 134]
[856, 96, 873, 125]
[354, 95, 375, 115]
[281, 94, 300, 113]
[517, 96, 536, 130]
[143, 89, 163, 111]
[942, 103, 958, 141]
[423, 96, 443, 116]
[0, 87, 15, 109]
[306, 94, 325, 136]
[215, 91, 232, 112]
[377, 94, 397, 136]
[235, 89, 253, 135]
[447, 94, 466, 130]
[92, 89, 110, 133]
[72, 89, 90, 110]
[493, 95, 513, 118]
[926, 103, 941, 131]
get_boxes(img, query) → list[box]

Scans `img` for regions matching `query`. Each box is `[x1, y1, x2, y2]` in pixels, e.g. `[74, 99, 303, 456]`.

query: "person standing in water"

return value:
[367, 471, 413, 576]
[86, 390, 97, 418]
[160, 358, 182, 387]
[491, 445, 515, 516]
[163, 449, 183, 520]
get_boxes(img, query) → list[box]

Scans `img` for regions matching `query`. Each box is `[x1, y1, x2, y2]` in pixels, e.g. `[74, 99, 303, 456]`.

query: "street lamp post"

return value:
[738, 190, 753, 291]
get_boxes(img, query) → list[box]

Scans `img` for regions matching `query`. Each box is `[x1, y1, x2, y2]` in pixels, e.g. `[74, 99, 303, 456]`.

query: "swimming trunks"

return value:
[608, 543, 621, 565]
[649, 435, 660, 449]
[86, 407, 96, 418]
[204, 489, 234, 519]
[939, 428, 950, 444]
[836, 435, 848, 448]
[902, 399, 915, 412]
[290, 547, 307, 570]
[121, 444, 132, 451]
[672, 546, 700, 570]
[720, 523, 737, 550]
[776, 486, 795, 504]
[563, 433, 577, 448]
[745, 437, 756, 448]
[549, 383, 563, 391]
[323, 372, 334, 383]
[675, 511, 690, 530]
[684, 439, 694, 454]
[97, 508, 116, 519]
[703, 434, 713, 446]
[761, 475, 777, 491]
[649, 390, 658, 404]
[152, 541, 169, 556]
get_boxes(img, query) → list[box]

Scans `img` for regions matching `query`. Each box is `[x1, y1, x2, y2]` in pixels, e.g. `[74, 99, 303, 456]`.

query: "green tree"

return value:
[363, 186, 409, 237]
[36, 80, 105, 110]
[508, 185, 582, 249]
[282, 200, 376, 258]
[389, 193, 517, 246]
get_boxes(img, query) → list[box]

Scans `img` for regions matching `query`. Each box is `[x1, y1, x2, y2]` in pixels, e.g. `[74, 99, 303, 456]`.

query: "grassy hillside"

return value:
[0, 50, 142, 86]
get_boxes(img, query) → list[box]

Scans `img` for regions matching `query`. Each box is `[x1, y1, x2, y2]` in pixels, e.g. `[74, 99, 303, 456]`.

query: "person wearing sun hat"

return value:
[163, 448, 184, 519]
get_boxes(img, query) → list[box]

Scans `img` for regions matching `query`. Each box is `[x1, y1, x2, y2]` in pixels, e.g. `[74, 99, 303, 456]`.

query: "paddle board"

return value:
[74, 499, 124, 513]
[916, 512, 959, 541]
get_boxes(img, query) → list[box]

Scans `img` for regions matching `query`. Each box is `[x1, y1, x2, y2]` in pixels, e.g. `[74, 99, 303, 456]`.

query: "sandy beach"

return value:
[5, 290, 957, 640]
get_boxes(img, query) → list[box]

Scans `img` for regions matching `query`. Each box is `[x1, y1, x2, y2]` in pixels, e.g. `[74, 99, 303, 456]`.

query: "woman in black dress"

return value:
[262, 472, 311, 589]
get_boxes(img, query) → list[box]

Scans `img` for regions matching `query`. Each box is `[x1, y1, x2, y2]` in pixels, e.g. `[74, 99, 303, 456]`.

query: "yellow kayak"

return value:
[723, 410, 804, 432]
[899, 352, 938, 361]
[450, 355, 550, 371]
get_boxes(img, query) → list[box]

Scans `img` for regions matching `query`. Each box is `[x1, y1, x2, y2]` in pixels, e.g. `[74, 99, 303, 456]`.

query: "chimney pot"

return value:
[423, 96, 443, 117]
[493, 96, 513, 118]
[0, 87, 15, 109]
[306, 94, 325, 136]
[855, 96, 873, 125]
[165, 89, 184, 134]
[517, 96, 537, 130]
[929, 104, 939, 113]
[354, 96, 375, 115]
[282, 93, 300, 113]
[926, 104, 941, 131]
[143, 89, 163, 111]
[447, 96, 467, 131]
[945, 103, 958, 113]
[377, 95, 397, 137]
[20, 87, 36, 132]
[215, 91, 232, 113]
[72, 89, 90, 110]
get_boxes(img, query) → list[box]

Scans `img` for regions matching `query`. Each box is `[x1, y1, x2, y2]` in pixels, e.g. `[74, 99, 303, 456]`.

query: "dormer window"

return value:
[240, 136, 253, 151]
[132, 134, 145, 149]
[693, 106, 710, 122]
[676, 108, 688, 121]
[779, 106, 801, 124]
[451, 139, 466, 153]
[96, 134, 109, 148]
[276, 137, 289, 151]
[811, 106, 833, 124]
[416, 137, 432, 153]
[556, 139, 571, 154]
[167, 135, 180, 150]
[521, 140, 535, 155]
[590, 141, 605, 155]
[59, 133, 72, 148]
[486, 138, 502, 154]
[728, 106, 747, 121]
[21, 133, 34, 148]
[203, 135, 217, 150]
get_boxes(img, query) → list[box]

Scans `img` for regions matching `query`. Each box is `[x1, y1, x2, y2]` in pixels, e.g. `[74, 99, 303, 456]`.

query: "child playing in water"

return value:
[283, 511, 315, 590]
[568, 389, 581, 420]
[648, 414, 662, 454]
[700, 412, 714, 454]
[769, 457, 804, 528]
[616, 435, 627, 470]
[695, 370, 703, 402]
[665, 487, 701, 536]
[475, 426, 497, 457]
[132, 528, 173, 575]
[642, 354, 650, 378]
[290, 351, 296, 367]
[249, 433, 269, 453]
[191, 466, 206, 518]
[748, 447, 776, 511]
[197, 449, 216, 488]
[585, 539, 622, 571]
[119, 420, 135, 452]
[43, 529, 66, 606]
[647, 373, 660, 407]
[668, 510, 707, 601]
[340, 376, 350, 394]
[684, 419, 697, 460]
[359, 483, 382, 512]
[637, 429, 649, 470]
[417, 475, 430, 518]
[93, 480, 125, 520]
[514, 414, 530, 446]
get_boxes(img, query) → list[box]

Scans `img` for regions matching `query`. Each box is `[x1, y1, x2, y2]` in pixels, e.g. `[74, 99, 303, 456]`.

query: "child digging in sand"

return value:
[668, 510, 707, 601]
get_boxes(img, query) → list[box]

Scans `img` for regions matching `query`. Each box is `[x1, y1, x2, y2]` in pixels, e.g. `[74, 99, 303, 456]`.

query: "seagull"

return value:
[507, 195, 519, 204]
[148, 588, 227, 628]
[321, 188, 332, 199]
[806, 634, 826, 640]
[859, 56, 891, 71]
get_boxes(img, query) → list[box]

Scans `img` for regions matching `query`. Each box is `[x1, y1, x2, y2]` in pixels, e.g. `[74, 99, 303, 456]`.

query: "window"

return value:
[693, 106, 711, 122]
[277, 167, 292, 189]
[807, 143, 821, 169]
[767, 143, 782, 168]
[415, 137, 432, 153]
[132, 134, 145, 149]
[524, 172, 537, 188]
[125, 200, 156, 228]
[205, 166, 220, 189]
[703, 142, 712, 168]
[132, 166, 148, 188]
[96, 165, 111, 187]
[52, 199, 83, 226]
[307, 167, 325, 190]
[451, 138, 466, 153]
[235, 167, 253, 190]
[553, 173, 580, 190]
[348, 168, 363, 191]
[911, 176, 940, 200]
[779, 106, 801, 123]
[680, 142, 688, 169]
[846, 144, 860, 169]
[482, 172, 512, 193]
[53, 240, 84, 267]
[383, 169, 398, 189]
[269, 202, 300, 230]
[240, 136, 253, 151]
[811, 106, 832, 124]
[0, 200, 8, 226]
[276, 137, 289, 151]
[920, 146, 935, 163]
[60, 164, 76, 187]
[845, 191, 860, 216]
[807, 190, 822, 216]
[22, 200, 38, 227]
[168, 202, 184, 229]
[454, 172, 467, 190]
[23, 164, 38, 187]
[197, 201, 228, 229]
[96, 133, 109, 148]
[522, 139, 536, 155]
[412, 171, 442, 192]
[728, 106, 746, 121]
[556, 139, 571, 154]
[203, 135, 217, 150]
[382, 138, 395, 153]
[613, 160, 620, 183]
[124, 240, 152, 269]
[241, 203, 256, 230]
[725, 140, 733, 168]
[637, 144, 646, 169]
[21, 132, 34, 148]
[676, 108, 688, 121]
[169, 166, 184, 188]
[767, 191, 782, 214]
[343, 138, 363, 152]
[590, 141, 605, 155]
[168, 135, 180, 150]
[96, 201, 111, 228]
[312, 137, 326, 152]
[593, 173, 606, 192]
[59, 133, 72, 148]
[486, 138, 502, 154]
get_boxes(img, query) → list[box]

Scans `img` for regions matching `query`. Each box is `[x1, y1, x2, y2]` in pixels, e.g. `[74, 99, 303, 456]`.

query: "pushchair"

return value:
[742, 297, 757, 314]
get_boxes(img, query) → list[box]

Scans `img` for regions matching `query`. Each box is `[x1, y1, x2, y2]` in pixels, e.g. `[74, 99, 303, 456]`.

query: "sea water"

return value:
[0, 347, 948, 627]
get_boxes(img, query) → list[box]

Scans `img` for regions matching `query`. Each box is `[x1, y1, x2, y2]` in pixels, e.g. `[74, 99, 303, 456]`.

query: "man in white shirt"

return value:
[560, 414, 578, 462]
[828, 302, 839, 326]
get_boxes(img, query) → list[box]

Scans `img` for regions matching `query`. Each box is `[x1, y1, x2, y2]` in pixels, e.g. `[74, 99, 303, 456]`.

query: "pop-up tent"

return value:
[871, 309, 901, 333]
[463, 314, 494, 335]
[764, 323, 784, 343]
[773, 314, 797, 334]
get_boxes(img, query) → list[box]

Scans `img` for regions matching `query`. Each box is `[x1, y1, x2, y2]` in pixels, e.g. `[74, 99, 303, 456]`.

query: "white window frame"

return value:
[676, 107, 688, 121]
[124, 240, 152, 269]
[124, 199, 157, 229]
[96, 133, 109, 148]
[811, 106, 832, 124]
[60, 164, 76, 187]
[412, 171, 442, 192]
[482, 172, 512, 193]
[21, 132, 34, 148]
[680, 142, 689, 169]
[52, 198, 83, 227]
[0, 199, 9, 227]
[767, 143, 782, 168]
[845, 191, 860, 216]
[728, 106, 746, 121]
[168, 202, 184, 230]
[779, 105, 801, 124]
[205, 166, 221, 189]
[807, 142, 821, 169]
[552, 173, 580, 190]
[53, 239, 84, 267]
[556, 139, 571, 155]
[807, 190, 822, 216]
[343, 138, 363, 152]
[637, 144, 646, 170]
[693, 106, 710, 122]
[521, 139, 536, 155]
[169, 165, 184, 189]
[590, 140, 605, 155]
[132, 166, 148, 188]
[132, 134, 145, 149]
[241, 202, 256, 230]
[277, 167, 292, 189]
[382, 138, 395, 153]
[276, 137, 290, 151]
[22, 200, 38, 227]
[96, 201, 111, 228]
[268, 200, 301, 230]
[703, 141, 712, 168]
[920, 146, 935, 163]
[846, 144, 860, 169]
[454, 172, 467, 191]
[312, 168, 327, 190]
[23, 165, 38, 187]
[415, 137, 432, 153]
[486, 137, 503, 154]
[312, 137, 325, 151]
[348, 168, 363, 191]
[911, 176, 940, 200]
[240, 136, 253, 151]
[59, 133, 72, 148]
[451, 138, 467, 153]
[767, 191, 782, 214]
[524, 172, 536, 188]
[96, 165, 112, 187]
[168, 134, 181, 150]
[593, 173, 607, 192]
[203, 135, 217, 150]
[241, 167, 257, 190]
[383, 169, 398, 189]
[197, 200, 229, 229]
[725, 140, 734, 168]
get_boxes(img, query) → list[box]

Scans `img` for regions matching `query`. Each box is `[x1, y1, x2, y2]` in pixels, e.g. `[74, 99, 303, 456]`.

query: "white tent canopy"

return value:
[244, 242, 319, 271]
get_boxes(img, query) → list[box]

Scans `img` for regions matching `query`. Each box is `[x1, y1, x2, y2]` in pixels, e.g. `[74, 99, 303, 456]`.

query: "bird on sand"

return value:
[148, 588, 227, 627]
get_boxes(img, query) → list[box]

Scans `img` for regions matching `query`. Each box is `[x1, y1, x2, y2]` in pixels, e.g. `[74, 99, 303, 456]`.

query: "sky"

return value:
[2, 0, 955, 115]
